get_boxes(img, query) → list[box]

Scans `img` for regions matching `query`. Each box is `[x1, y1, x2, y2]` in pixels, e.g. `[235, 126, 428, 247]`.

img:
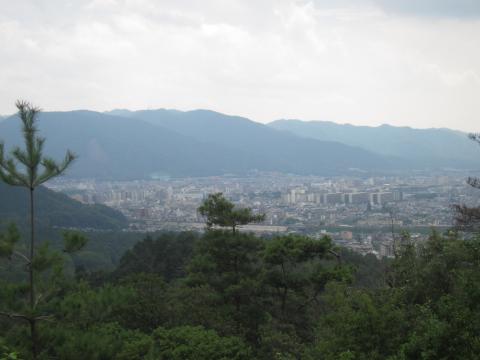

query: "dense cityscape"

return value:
[47, 171, 479, 258]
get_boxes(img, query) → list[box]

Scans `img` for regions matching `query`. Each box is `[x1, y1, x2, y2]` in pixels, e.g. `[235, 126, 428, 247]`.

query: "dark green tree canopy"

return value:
[198, 193, 265, 233]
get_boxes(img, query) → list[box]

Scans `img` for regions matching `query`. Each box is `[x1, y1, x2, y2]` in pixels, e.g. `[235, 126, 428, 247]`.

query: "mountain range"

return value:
[0, 109, 477, 180]
[269, 119, 479, 169]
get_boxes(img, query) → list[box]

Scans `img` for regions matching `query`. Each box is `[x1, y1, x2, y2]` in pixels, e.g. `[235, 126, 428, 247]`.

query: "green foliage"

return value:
[339, 248, 389, 288]
[0, 101, 75, 188]
[392, 233, 480, 359]
[0, 182, 128, 230]
[198, 193, 234, 227]
[147, 326, 251, 360]
[261, 234, 349, 348]
[39, 322, 151, 360]
[256, 318, 306, 360]
[188, 230, 264, 289]
[181, 230, 347, 352]
[165, 283, 233, 331]
[0, 224, 20, 258]
[263, 234, 331, 264]
[0, 101, 80, 360]
[56, 282, 134, 329]
[31, 243, 62, 273]
[187, 230, 266, 342]
[116, 273, 169, 332]
[309, 232, 480, 360]
[114, 232, 197, 281]
[311, 285, 408, 360]
[198, 193, 265, 233]
[0, 339, 21, 360]
[0, 349, 19, 360]
[62, 231, 88, 254]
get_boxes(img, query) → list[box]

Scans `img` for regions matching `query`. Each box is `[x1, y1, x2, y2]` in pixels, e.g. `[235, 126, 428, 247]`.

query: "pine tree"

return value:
[198, 193, 265, 234]
[0, 101, 76, 359]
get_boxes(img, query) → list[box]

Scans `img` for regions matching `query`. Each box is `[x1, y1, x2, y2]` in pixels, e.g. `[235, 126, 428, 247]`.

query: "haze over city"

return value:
[1, 0, 480, 131]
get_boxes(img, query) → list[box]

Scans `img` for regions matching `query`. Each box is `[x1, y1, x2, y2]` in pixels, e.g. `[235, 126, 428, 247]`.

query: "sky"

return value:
[0, 0, 479, 131]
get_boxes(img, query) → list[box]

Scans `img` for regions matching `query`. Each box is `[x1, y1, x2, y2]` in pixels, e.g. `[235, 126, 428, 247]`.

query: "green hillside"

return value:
[0, 182, 127, 230]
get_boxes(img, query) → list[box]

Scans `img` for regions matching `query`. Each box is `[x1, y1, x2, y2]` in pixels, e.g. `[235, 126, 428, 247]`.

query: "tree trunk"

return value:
[281, 287, 288, 315]
[29, 188, 38, 360]
[30, 319, 37, 360]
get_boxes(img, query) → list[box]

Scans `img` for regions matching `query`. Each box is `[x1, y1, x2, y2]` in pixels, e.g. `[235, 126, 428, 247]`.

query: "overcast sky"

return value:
[1, 0, 479, 131]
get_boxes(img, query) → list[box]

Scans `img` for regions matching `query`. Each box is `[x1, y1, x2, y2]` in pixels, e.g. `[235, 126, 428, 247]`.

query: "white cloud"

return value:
[0, 0, 479, 131]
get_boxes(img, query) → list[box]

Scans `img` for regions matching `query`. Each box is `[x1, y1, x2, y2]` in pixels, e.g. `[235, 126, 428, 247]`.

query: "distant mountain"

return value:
[106, 109, 397, 175]
[3, 108, 473, 179]
[269, 120, 480, 169]
[0, 182, 127, 230]
[0, 111, 260, 179]
[0, 110, 396, 179]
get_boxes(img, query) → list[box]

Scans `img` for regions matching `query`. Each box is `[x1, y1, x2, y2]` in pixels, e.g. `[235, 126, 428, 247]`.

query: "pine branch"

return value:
[13, 250, 30, 264]
[35, 151, 76, 186]
[0, 311, 31, 322]
[0, 163, 28, 187]
[11, 147, 30, 168]
[0, 311, 54, 323]
[328, 249, 342, 265]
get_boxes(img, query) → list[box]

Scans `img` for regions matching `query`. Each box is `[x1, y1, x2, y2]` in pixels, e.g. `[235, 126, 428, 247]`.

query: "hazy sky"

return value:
[1, 0, 479, 131]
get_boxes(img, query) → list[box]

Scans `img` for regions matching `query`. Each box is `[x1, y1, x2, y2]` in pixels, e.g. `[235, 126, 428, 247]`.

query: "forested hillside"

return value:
[0, 182, 127, 230]
[2, 226, 479, 359]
